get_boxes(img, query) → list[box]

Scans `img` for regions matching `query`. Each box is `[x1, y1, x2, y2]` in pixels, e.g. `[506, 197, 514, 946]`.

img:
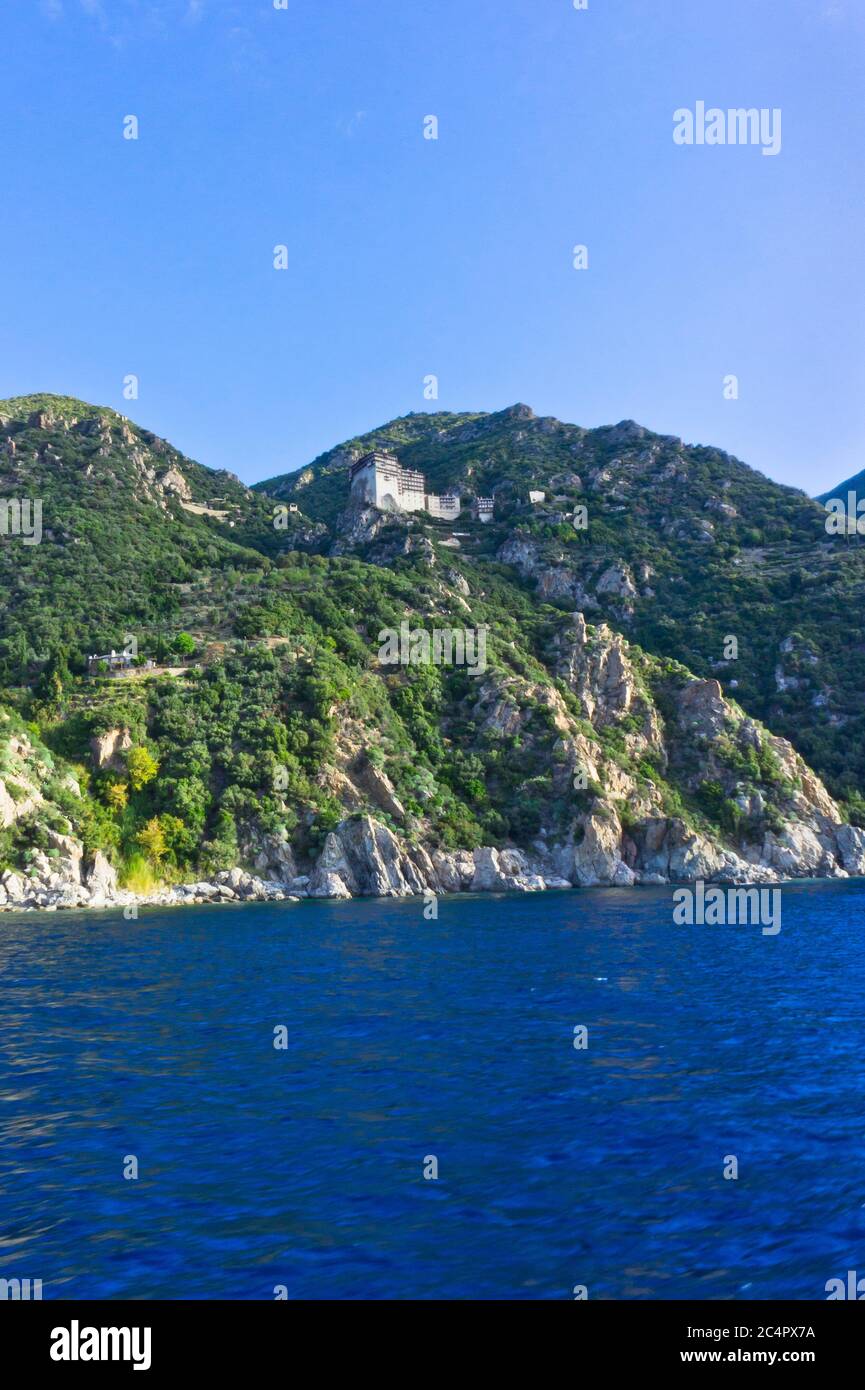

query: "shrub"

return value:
[121, 852, 161, 895]
[136, 817, 168, 862]
[127, 746, 159, 791]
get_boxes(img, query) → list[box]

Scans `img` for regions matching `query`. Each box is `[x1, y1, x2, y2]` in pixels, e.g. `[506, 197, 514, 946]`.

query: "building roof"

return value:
[349, 449, 402, 481]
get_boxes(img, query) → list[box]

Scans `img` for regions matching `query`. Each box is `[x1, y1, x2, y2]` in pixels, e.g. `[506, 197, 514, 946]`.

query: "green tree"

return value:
[127, 746, 160, 791]
[104, 781, 129, 813]
[136, 817, 167, 862]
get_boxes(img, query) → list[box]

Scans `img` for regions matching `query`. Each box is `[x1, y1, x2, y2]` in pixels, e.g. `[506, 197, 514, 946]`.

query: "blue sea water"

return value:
[1, 881, 864, 1301]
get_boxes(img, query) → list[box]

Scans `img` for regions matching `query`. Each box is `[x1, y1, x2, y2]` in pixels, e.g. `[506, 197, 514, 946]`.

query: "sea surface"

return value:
[1, 881, 864, 1301]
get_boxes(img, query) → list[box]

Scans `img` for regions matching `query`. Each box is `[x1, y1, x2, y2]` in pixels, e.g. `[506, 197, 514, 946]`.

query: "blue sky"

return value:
[1, 0, 863, 493]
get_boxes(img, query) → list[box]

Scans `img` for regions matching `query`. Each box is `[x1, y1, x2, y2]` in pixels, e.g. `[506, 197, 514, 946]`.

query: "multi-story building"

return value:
[349, 451, 426, 512]
[426, 492, 461, 521]
[349, 451, 461, 519]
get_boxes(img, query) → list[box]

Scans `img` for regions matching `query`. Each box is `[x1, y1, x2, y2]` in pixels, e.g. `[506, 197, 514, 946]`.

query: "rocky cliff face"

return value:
[6, 591, 865, 914]
[289, 614, 865, 901]
[160, 618, 865, 902]
[536, 615, 865, 890]
[0, 718, 119, 910]
[5, 392, 865, 915]
[256, 401, 865, 807]
[4, 605, 865, 913]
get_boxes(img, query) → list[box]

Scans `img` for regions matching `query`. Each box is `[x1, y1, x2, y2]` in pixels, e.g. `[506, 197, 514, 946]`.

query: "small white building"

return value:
[473, 497, 494, 523]
[426, 492, 461, 521]
[87, 650, 153, 677]
[529, 490, 546, 504]
[88, 649, 132, 675]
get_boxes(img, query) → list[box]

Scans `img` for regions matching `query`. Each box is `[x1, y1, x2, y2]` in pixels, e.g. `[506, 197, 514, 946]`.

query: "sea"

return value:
[1, 880, 863, 1300]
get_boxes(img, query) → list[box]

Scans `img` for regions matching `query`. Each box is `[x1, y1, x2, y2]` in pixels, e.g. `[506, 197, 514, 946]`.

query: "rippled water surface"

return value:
[1, 882, 864, 1299]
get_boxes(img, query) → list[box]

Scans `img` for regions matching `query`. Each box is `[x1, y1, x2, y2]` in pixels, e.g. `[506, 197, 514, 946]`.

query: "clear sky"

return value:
[2, 0, 863, 493]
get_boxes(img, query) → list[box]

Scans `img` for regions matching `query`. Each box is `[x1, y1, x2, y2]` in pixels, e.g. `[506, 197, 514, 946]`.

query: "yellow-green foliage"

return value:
[103, 780, 129, 812]
[127, 746, 159, 792]
[136, 816, 167, 862]
[120, 852, 161, 895]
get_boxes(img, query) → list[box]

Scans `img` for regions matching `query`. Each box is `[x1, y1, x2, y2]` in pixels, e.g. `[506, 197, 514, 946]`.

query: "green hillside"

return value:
[2, 392, 865, 900]
[256, 403, 865, 808]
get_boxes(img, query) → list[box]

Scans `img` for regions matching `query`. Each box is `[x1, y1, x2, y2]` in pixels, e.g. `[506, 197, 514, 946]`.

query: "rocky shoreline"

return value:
[3, 808, 865, 915]
[5, 608, 865, 919]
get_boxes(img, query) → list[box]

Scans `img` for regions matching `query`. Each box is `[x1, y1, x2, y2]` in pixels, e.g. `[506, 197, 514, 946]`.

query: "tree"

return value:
[33, 667, 63, 714]
[32, 645, 71, 716]
[127, 746, 159, 791]
[104, 781, 129, 812]
[160, 813, 195, 864]
[172, 632, 196, 657]
[136, 817, 167, 862]
[8, 631, 30, 679]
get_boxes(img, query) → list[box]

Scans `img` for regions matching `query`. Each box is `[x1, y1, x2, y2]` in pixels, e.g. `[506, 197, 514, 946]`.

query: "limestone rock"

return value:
[90, 727, 132, 772]
[676, 680, 728, 741]
[246, 828, 297, 883]
[761, 823, 835, 877]
[595, 563, 637, 600]
[0, 775, 42, 828]
[308, 831, 359, 896]
[157, 466, 192, 500]
[835, 824, 865, 875]
[308, 870, 353, 900]
[356, 758, 406, 822]
[432, 850, 475, 892]
[570, 807, 635, 886]
[330, 816, 429, 896]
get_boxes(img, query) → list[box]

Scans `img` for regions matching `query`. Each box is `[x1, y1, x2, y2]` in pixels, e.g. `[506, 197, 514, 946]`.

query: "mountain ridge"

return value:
[816, 466, 865, 507]
[252, 400, 865, 803]
[2, 391, 865, 913]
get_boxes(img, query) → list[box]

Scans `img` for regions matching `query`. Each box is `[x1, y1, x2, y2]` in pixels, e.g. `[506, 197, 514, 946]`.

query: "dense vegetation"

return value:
[258, 403, 865, 806]
[1, 392, 863, 887]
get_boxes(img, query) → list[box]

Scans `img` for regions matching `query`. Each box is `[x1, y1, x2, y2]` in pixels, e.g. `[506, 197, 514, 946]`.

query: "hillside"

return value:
[0, 393, 320, 676]
[816, 467, 865, 511]
[257, 404, 865, 807]
[2, 392, 865, 911]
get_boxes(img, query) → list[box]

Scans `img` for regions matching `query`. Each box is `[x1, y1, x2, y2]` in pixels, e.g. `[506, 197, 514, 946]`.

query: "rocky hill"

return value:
[257, 403, 865, 809]
[0, 392, 318, 670]
[1, 392, 864, 911]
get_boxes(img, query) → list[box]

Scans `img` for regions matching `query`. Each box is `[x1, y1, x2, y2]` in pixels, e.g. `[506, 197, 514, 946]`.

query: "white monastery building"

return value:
[349, 451, 461, 520]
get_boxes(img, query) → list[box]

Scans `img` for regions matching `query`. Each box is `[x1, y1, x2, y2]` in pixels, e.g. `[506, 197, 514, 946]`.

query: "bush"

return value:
[127, 746, 159, 791]
[121, 852, 161, 895]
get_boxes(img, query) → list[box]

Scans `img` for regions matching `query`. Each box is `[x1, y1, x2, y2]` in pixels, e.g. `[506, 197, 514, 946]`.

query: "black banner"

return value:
[2, 1299, 861, 1375]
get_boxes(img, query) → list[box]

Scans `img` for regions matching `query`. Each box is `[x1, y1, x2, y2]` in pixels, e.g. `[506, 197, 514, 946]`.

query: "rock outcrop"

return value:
[308, 817, 429, 898]
[2, 529, 865, 915]
[354, 758, 406, 822]
[568, 807, 635, 887]
[90, 726, 132, 771]
[241, 827, 298, 883]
